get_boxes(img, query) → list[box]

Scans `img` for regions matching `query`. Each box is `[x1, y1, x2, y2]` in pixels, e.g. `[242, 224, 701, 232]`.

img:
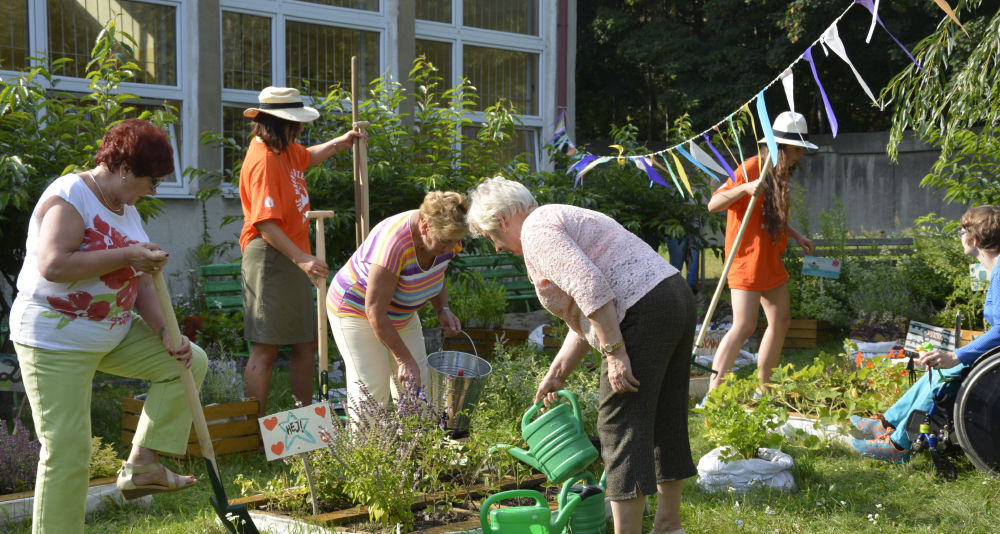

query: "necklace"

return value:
[87, 171, 124, 215]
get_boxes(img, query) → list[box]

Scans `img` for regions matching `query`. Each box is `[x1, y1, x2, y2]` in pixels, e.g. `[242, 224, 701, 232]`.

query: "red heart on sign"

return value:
[263, 417, 278, 431]
[271, 442, 284, 456]
[314, 405, 326, 418]
[320, 432, 329, 443]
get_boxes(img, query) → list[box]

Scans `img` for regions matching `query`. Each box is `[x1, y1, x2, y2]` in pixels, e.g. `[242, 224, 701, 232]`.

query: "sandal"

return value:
[116, 460, 196, 500]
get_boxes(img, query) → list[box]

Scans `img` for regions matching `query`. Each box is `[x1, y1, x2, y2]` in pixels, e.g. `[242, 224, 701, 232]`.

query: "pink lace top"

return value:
[521, 205, 678, 348]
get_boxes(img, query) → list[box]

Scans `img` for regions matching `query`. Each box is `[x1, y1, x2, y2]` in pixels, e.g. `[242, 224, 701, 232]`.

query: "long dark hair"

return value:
[757, 146, 797, 242]
[251, 113, 301, 154]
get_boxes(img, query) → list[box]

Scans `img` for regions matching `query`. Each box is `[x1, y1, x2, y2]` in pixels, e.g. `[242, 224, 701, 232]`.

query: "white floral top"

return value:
[10, 173, 147, 352]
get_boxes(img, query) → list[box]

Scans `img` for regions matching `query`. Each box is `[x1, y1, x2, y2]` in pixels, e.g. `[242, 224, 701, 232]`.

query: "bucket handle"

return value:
[521, 389, 582, 431]
[456, 329, 478, 357]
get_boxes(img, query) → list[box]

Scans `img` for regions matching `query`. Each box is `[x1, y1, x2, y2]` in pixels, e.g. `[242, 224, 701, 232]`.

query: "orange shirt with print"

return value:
[238, 138, 312, 254]
[712, 155, 789, 291]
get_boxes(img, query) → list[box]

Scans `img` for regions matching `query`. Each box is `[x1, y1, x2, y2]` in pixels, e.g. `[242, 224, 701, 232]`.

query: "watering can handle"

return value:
[521, 389, 582, 430]
[558, 471, 598, 504]
[480, 489, 547, 528]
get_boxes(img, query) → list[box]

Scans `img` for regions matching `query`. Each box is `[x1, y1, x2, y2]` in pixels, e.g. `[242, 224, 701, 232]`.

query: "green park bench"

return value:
[448, 253, 540, 312]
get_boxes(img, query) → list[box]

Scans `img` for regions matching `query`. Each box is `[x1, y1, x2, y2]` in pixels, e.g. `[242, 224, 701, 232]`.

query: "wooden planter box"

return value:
[441, 327, 532, 358]
[121, 397, 260, 458]
[757, 319, 836, 349]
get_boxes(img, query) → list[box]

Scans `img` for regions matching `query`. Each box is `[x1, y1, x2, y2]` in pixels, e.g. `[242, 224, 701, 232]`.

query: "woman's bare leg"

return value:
[756, 282, 791, 389]
[709, 289, 761, 391]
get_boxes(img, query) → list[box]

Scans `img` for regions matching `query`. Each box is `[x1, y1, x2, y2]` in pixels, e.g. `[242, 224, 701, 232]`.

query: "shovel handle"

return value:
[307, 210, 335, 398]
[151, 272, 220, 479]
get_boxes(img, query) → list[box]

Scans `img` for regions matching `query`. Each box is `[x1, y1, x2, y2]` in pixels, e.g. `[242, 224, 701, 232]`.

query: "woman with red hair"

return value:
[9, 119, 208, 533]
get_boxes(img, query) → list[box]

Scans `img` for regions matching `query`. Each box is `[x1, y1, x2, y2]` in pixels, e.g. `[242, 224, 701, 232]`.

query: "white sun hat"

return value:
[243, 87, 320, 123]
[759, 111, 819, 150]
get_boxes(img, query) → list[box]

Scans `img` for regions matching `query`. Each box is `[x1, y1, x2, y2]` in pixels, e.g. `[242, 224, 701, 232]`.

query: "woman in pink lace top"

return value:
[468, 176, 696, 534]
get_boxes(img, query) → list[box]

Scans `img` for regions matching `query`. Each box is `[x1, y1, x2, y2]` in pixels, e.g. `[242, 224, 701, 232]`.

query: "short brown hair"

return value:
[961, 205, 1000, 252]
[251, 113, 301, 154]
[420, 191, 469, 242]
[94, 119, 174, 178]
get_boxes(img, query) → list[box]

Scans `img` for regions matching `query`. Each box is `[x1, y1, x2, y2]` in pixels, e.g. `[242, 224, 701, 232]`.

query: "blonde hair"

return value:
[466, 176, 538, 237]
[419, 191, 469, 241]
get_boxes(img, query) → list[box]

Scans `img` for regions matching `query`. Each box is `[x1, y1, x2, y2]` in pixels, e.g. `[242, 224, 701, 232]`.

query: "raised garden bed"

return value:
[121, 397, 260, 458]
[230, 473, 548, 533]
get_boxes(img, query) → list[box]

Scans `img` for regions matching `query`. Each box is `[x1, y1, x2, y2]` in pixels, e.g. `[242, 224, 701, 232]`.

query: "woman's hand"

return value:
[534, 373, 566, 405]
[917, 349, 960, 370]
[161, 329, 194, 369]
[743, 178, 765, 197]
[606, 351, 640, 394]
[396, 356, 422, 392]
[794, 235, 814, 255]
[437, 308, 461, 337]
[335, 129, 367, 149]
[128, 243, 169, 274]
[295, 255, 329, 287]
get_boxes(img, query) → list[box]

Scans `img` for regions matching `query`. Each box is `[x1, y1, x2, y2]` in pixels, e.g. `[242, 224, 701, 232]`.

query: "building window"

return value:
[463, 0, 538, 36]
[416, 0, 451, 23]
[222, 105, 252, 177]
[463, 45, 537, 115]
[46, 0, 177, 85]
[462, 125, 538, 172]
[222, 11, 271, 91]
[0, 1, 29, 71]
[415, 39, 451, 98]
[296, 0, 378, 11]
[285, 20, 379, 92]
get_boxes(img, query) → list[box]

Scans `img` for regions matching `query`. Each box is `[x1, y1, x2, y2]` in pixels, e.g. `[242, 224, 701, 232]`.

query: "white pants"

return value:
[328, 314, 428, 420]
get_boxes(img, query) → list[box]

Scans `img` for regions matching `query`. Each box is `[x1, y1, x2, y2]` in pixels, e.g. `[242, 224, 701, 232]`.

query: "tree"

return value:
[885, 0, 1000, 206]
[576, 0, 942, 144]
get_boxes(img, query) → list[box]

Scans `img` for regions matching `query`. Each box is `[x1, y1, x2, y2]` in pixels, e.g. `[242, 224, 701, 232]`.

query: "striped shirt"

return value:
[327, 211, 460, 329]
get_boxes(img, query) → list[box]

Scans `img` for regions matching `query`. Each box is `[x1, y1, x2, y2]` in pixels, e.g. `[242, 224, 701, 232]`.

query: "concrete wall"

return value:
[793, 131, 968, 235]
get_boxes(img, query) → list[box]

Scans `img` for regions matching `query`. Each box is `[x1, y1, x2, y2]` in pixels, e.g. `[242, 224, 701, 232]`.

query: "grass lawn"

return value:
[4, 342, 1000, 533]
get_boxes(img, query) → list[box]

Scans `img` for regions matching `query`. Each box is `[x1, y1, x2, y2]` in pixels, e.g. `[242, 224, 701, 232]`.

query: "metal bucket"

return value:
[426, 336, 492, 432]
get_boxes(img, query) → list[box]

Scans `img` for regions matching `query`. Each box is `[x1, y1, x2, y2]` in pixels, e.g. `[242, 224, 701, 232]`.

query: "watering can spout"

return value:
[505, 446, 542, 471]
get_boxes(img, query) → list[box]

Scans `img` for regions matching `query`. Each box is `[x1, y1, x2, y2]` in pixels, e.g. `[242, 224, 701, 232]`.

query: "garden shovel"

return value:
[151, 272, 260, 534]
[692, 157, 774, 374]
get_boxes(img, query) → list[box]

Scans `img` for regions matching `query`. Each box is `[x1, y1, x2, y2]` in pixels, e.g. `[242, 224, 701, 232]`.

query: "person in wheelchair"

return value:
[851, 205, 1000, 464]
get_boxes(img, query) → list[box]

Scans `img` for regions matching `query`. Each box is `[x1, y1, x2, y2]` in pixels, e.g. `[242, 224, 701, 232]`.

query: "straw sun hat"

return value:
[243, 86, 320, 123]
[759, 111, 819, 151]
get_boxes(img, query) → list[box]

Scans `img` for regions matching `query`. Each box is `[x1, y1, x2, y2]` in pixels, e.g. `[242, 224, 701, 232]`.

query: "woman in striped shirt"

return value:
[327, 191, 467, 416]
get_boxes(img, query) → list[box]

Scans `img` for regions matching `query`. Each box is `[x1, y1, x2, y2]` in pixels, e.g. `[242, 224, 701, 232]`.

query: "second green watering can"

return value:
[506, 390, 599, 484]
[480, 485, 603, 534]
[558, 471, 606, 534]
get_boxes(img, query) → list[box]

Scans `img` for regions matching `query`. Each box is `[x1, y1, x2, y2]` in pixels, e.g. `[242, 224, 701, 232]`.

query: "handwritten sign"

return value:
[0, 354, 24, 392]
[802, 256, 841, 279]
[258, 403, 336, 461]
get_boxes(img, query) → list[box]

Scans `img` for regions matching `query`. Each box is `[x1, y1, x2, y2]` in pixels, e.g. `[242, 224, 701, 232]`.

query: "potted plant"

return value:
[695, 382, 795, 493]
[434, 272, 513, 358]
[121, 348, 260, 457]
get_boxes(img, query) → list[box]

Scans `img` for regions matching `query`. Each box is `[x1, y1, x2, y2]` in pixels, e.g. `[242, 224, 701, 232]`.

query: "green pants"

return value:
[15, 318, 208, 534]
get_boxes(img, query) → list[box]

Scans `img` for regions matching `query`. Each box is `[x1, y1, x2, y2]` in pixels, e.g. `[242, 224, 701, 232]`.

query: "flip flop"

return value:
[116, 460, 196, 500]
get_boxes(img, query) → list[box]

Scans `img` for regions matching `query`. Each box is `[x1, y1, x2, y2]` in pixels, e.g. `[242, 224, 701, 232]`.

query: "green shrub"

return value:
[88, 437, 121, 479]
[698, 380, 786, 462]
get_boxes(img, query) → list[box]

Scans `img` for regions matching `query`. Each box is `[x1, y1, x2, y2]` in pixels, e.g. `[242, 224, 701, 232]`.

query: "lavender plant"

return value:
[310, 385, 463, 531]
[0, 419, 41, 493]
[199, 346, 245, 405]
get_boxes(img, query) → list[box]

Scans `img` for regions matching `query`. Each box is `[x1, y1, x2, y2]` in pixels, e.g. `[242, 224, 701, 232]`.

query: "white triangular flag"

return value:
[822, 23, 878, 106]
[687, 141, 726, 177]
[780, 69, 795, 114]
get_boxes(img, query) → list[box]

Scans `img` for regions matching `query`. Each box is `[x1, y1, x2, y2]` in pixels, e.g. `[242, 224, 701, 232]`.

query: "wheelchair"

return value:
[903, 345, 1000, 480]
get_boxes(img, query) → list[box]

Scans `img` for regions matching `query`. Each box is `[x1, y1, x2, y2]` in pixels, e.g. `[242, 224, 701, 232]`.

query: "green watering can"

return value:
[481, 486, 603, 534]
[558, 471, 606, 534]
[506, 390, 599, 484]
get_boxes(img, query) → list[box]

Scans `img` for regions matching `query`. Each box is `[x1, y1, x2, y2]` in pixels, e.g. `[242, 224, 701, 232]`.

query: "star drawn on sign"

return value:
[278, 411, 316, 449]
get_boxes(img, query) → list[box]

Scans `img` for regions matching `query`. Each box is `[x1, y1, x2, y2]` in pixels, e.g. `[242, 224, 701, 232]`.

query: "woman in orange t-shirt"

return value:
[705, 112, 816, 397]
[239, 86, 364, 416]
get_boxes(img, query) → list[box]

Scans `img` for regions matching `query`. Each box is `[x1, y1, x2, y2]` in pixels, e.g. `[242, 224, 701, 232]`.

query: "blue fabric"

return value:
[665, 236, 699, 289]
[885, 363, 966, 449]
[955, 265, 1000, 365]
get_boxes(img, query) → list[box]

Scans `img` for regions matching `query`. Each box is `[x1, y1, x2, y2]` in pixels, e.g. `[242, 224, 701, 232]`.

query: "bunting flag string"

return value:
[558, 0, 940, 197]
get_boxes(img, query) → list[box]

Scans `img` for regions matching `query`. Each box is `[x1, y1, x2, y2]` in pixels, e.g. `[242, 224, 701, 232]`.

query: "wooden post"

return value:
[351, 56, 370, 247]
[307, 210, 335, 400]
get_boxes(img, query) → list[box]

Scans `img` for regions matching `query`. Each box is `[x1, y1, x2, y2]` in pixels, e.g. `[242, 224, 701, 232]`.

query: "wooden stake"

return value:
[351, 56, 370, 247]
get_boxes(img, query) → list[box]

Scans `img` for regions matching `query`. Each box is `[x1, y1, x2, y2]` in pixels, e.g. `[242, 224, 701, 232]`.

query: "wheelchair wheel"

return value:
[954, 346, 1000, 475]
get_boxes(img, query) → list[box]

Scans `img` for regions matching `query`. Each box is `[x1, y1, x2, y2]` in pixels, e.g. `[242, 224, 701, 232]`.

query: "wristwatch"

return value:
[602, 339, 625, 356]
